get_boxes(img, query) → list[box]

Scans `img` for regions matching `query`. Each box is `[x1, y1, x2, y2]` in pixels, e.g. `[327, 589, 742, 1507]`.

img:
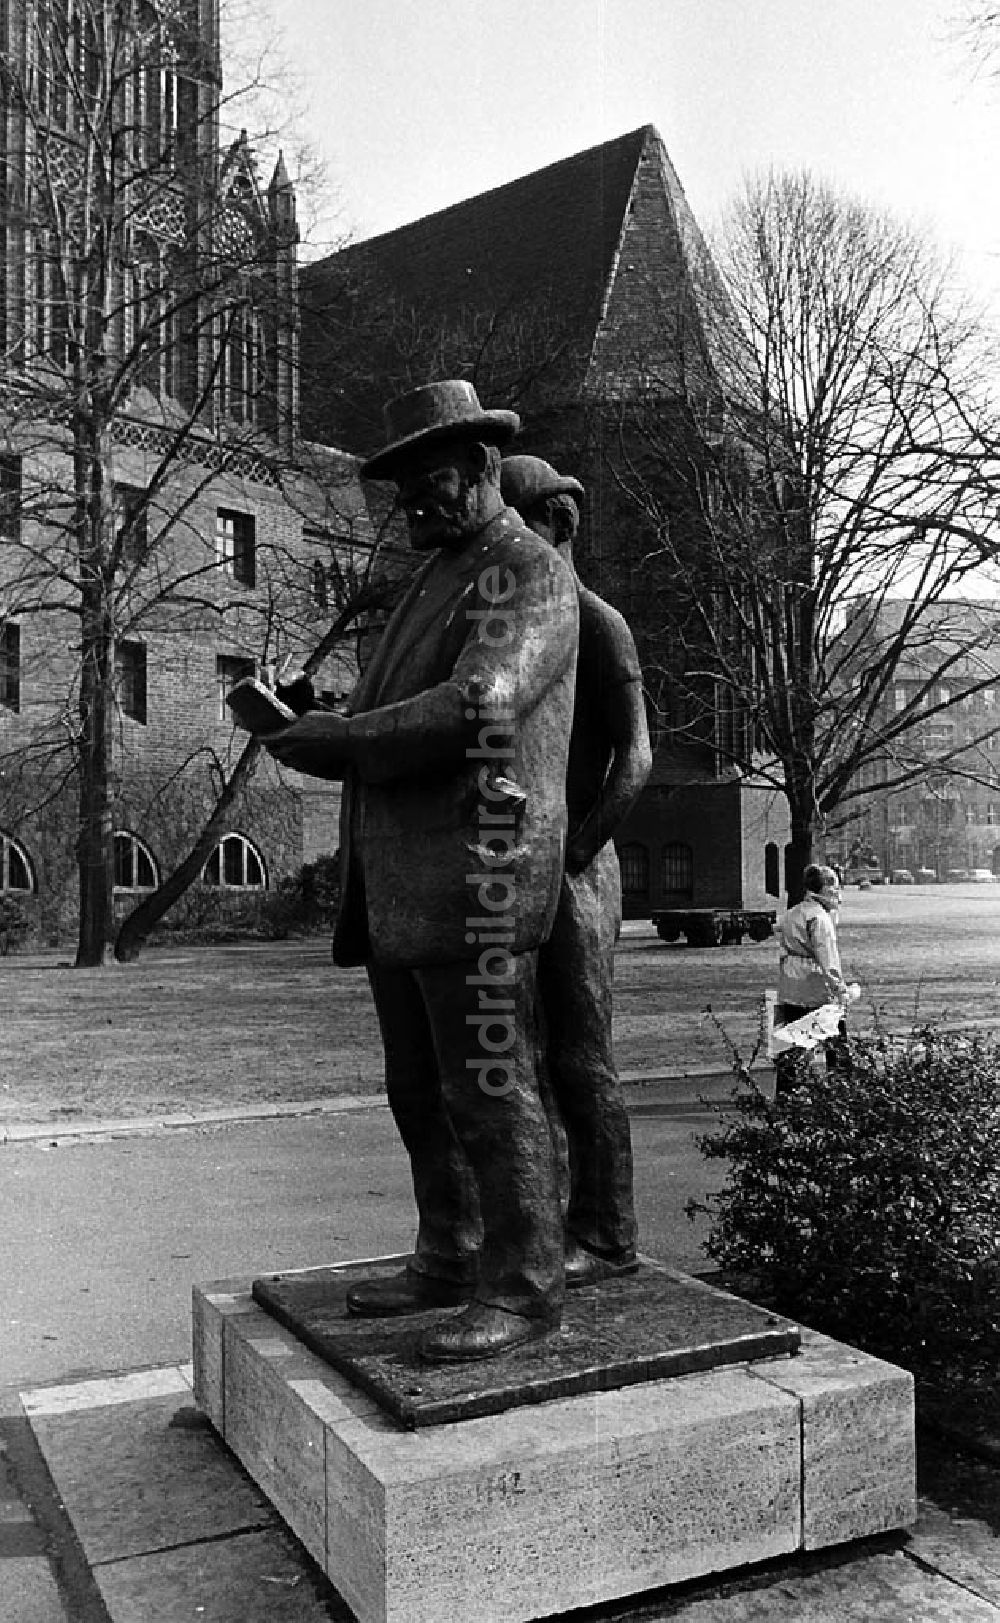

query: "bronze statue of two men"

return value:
[267, 380, 652, 1363]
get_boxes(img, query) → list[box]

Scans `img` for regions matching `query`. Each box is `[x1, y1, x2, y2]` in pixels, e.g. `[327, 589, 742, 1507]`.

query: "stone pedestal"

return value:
[192, 1256, 916, 1623]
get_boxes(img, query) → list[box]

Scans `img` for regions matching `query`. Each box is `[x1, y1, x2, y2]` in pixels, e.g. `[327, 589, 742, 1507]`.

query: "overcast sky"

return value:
[248, 0, 1000, 318]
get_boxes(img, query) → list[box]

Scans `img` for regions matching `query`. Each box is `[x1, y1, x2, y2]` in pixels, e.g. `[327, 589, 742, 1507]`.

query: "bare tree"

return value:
[952, 3, 1000, 74]
[607, 169, 1000, 900]
[0, 0, 359, 963]
[111, 545, 399, 961]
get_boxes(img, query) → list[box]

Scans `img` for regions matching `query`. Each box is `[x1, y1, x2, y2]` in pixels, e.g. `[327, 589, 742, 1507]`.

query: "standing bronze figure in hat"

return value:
[266, 381, 580, 1361]
[501, 454, 652, 1286]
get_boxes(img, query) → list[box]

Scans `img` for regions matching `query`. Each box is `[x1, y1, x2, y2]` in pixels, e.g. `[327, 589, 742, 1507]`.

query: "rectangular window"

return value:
[988, 804, 997, 827]
[0, 622, 20, 712]
[0, 453, 21, 540]
[311, 557, 329, 609]
[115, 484, 148, 567]
[661, 842, 694, 897]
[893, 686, 906, 714]
[986, 689, 996, 711]
[216, 509, 256, 587]
[115, 641, 147, 724]
[216, 653, 255, 721]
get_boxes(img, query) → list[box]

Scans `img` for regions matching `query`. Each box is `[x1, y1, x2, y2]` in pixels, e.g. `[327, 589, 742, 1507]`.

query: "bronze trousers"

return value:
[366, 950, 565, 1320]
[537, 844, 637, 1260]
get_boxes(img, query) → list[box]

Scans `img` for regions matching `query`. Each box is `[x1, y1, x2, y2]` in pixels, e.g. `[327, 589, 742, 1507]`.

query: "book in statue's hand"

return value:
[225, 677, 297, 735]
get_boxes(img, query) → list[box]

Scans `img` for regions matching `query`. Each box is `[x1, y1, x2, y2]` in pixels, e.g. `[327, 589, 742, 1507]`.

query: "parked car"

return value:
[890, 868, 915, 885]
[946, 868, 971, 882]
[845, 865, 882, 887]
[969, 869, 997, 884]
[913, 868, 937, 884]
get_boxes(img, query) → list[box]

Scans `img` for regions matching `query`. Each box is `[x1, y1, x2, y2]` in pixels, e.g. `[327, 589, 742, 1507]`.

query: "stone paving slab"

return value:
[909, 1499, 1000, 1612]
[20, 1365, 193, 1418]
[13, 1359, 1000, 1623]
[623, 1549, 1000, 1621]
[29, 1389, 276, 1567]
[0, 1559, 69, 1623]
[91, 1528, 343, 1623]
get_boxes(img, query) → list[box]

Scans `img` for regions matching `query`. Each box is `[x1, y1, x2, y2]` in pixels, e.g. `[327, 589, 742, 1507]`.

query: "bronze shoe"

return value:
[419, 1302, 559, 1363]
[564, 1239, 639, 1289]
[345, 1269, 474, 1317]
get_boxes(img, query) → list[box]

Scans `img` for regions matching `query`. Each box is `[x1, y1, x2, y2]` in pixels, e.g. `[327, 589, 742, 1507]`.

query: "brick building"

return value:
[0, 0, 372, 945]
[299, 125, 789, 918]
[830, 600, 1000, 881]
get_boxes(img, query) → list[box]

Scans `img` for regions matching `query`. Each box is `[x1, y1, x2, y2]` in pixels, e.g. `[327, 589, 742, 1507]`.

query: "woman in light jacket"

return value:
[775, 864, 850, 1093]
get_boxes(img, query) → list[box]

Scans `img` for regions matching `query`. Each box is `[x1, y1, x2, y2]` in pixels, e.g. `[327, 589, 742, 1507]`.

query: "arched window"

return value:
[218, 298, 264, 426]
[113, 831, 158, 892]
[661, 842, 693, 898]
[1, 832, 35, 892]
[203, 834, 267, 890]
[765, 841, 780, 897]
[618, 842, 650, 897]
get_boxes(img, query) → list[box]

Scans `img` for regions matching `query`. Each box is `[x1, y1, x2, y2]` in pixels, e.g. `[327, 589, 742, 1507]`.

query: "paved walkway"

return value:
[1, 1087, 999, 1621]
[3, 1357, 1000, 1622]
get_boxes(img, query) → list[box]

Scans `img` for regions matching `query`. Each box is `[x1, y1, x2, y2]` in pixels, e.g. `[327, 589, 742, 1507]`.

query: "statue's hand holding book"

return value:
[226, 670, 318, 735]
[225, 677, 298, 736]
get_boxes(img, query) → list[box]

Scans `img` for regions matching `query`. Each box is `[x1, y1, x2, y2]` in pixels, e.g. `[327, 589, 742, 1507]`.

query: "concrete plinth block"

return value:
[192, 1275, 258, 1434]
[326, 1364, 801, 1623]
[750, 1325, 917, 1548]
[193, 1261, 916, 1623]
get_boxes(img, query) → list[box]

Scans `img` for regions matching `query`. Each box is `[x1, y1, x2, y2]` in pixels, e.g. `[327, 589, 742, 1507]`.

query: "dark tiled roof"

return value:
[309, 123, 647, 315]
[299, 127, 658, 450]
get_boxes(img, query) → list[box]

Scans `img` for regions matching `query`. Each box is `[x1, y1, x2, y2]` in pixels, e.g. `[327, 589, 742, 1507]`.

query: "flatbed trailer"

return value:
[650, 907, 776, 948]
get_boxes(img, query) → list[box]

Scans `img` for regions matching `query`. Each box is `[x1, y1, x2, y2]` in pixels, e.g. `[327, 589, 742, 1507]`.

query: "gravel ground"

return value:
[1, 882, 998, 1125]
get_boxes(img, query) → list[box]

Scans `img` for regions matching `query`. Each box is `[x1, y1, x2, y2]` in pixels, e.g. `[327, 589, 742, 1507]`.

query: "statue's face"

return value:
[519, 502, 557, 547]
[395, 439, 486, 551]
[519, 498, 575, 566]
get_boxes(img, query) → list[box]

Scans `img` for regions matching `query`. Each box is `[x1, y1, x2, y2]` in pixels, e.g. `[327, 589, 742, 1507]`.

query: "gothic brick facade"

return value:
[0, 0, 369, 944]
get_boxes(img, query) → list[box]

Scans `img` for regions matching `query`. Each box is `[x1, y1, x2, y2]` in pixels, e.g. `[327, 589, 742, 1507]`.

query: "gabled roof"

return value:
[299, 125, 719, 453]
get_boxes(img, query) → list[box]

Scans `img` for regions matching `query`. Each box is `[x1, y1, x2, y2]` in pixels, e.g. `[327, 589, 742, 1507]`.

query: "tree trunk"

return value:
[783, 806, 815, 907]
[114, 737, 264, 961]
[114, 594, 379, 963]
[75, 535, 116, 967]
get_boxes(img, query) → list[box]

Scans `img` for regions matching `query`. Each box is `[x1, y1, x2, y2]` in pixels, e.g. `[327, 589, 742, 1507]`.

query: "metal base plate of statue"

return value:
[250, 1258, 800, 1429]
[193, 1254, 916, 1623]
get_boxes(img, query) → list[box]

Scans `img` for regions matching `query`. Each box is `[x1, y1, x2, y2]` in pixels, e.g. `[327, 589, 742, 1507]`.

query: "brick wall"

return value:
[0, 426, 368, 942]
[615, 776, 790, 920]
[588, 131, 715, 401]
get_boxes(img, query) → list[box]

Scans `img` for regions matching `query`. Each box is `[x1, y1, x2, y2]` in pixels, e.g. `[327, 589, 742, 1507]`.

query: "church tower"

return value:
[0, 0, 298, 436]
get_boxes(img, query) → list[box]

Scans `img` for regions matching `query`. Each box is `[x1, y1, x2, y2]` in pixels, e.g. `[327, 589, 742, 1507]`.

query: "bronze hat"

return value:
[361, 380, 521, 480]
[500, 454, 585, 510]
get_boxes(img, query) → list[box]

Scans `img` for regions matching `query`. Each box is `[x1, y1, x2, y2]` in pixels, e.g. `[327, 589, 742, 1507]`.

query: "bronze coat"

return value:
[332, 509, 579, 969]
